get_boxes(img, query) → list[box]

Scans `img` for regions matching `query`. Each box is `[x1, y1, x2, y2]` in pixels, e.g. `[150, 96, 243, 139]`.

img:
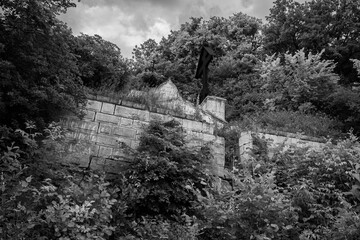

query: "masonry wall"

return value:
[239, 131, 326, 162]
[63, 96, 225, 175]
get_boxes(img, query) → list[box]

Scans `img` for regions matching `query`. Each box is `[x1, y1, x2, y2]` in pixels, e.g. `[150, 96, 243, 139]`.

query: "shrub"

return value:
[0, 123, 119, 240]
[116, 120, 212, 221]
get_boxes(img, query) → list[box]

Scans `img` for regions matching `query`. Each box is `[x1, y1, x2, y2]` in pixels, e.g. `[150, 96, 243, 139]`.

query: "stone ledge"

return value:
[86, 94, 212, 122]
[256, 129, 327, 143]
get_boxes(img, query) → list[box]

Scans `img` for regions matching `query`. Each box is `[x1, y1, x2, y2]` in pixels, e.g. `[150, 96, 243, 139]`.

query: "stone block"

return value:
[113, 126, 137, 139]
[121, 100, 135, 108]
[132, 103, 146, 110]
[91, 157, 106, 170]
[186, 132, 203, 142]
[149, 112, 165, 122]
[112, 148, 127, 158]
[202, 123, 214, 134]
[77, 155, 92, 168]
[132, 120, 148, 129]
[91, 135, 117, 147]
[101, 102, 116, 114]
[202, 133, 216, 142]
[191, 121, 204, 132]
[95, 113, 120, 124]
[91, 145, 100, 156]
[73, 132, 91, 141]
[214, 137, 225, 145]
[187, 140, 203, 148]
[115, 136, 132, 147]
[86, 100, 102, 111]
[71, 143, 99, 156]
[98, 123, 114, 135]
[182, 119, 203, 132]
[69, 121, 99, 133]
[84, 110, 96, 121]
[98, 145, 113, 157]
[156, 108, 168, 115]
[163, 115, 174, 122]
[174, 117, 184, 126]
[119, 117, 133, 126]
[115, 105, 150, 121]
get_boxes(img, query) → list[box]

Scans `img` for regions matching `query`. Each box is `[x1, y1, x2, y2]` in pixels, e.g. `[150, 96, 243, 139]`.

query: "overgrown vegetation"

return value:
[2, 120, 360, 239]
[1, 0, 360, 239]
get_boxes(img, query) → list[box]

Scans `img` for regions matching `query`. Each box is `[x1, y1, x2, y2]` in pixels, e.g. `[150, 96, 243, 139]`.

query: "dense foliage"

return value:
[2, 120, 360, 239]
[264, 0, 360, 86]
[0, 0, 86, 128]
[2, 0, 360, 239]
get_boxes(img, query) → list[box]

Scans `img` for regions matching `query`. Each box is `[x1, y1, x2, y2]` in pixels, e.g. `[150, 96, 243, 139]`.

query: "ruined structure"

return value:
[62, 80, 227, 175]
[239, 130, 326, 162]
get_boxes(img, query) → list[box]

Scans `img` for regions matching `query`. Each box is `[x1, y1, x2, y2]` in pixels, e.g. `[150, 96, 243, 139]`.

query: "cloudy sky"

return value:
[60, 0, 306, 58]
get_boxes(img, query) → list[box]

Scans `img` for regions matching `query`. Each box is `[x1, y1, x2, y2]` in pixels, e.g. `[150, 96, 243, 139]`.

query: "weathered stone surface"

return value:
[95, 113, 120, 124]
[91, 135, 117, 147]
[86, 100, 102, 111]
[182, 119, 203, 132]
[149, 112, 164, 121]
[113, 126, 137, 139]
[84, 110, 96, 121]
[66, 132, 91, 141]
[98, 145, 113, 157]
[132, 119, 148, 129]
[200, 96, 226, 122]
[98, 123, 114, 135]
[101, 102, 116, 114]
[115, 105, 150, 121]
[68, 121, 99, 133]
[115, 136, 132, 147]
[239, 131, 325, 162]
[202, 122, 214, 134]
[64, 81, 227, 176]
[202, 133, 216, 142]
[119, 117, 133, 126]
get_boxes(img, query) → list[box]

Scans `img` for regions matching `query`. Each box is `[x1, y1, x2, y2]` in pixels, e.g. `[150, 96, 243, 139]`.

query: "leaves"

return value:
[259, 48, 339, 112]
[264, 0, 360, 85]
[0, 0, 86, 128]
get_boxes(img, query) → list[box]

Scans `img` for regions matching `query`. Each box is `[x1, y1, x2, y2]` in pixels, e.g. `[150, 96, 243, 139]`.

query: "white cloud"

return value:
[60, 0, 307, 58]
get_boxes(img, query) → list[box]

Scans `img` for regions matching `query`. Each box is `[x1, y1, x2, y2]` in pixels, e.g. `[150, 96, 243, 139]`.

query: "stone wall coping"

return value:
[253, 129, 327, 143]
[201, 95, 227, 103]
[86, 93, 217, 123]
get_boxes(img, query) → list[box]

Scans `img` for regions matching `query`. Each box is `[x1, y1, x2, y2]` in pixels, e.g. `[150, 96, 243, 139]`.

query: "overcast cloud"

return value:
[60, 0, 306, 58]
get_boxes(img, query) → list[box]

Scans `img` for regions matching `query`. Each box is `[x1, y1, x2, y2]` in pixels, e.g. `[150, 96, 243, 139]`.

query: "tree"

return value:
[132, 38, 159, 73]
[132, 13, 263, 103]
[119, 120, 212, 221]
[0, 0, 85, 128]
[73, 34, 130, 91]
[264, 0, 360, 85]
[259, 48, 339, 112]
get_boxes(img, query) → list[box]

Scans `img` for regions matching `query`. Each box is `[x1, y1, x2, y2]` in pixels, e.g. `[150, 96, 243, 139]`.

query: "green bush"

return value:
[116, 120, 212, 221]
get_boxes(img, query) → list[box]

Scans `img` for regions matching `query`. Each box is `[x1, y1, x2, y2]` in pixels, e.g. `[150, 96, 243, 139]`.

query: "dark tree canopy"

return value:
[0, 0, 85, 128]
[264, 0, 360, 85]
[73, 34, 131, 91]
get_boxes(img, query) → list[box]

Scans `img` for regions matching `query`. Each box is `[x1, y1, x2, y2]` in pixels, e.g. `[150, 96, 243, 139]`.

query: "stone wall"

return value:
[62, 84, 225, 176]
[239, 130, 326, 162]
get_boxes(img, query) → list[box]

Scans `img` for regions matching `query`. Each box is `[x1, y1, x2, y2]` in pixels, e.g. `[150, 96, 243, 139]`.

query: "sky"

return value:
[60, 0, 306, 58]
